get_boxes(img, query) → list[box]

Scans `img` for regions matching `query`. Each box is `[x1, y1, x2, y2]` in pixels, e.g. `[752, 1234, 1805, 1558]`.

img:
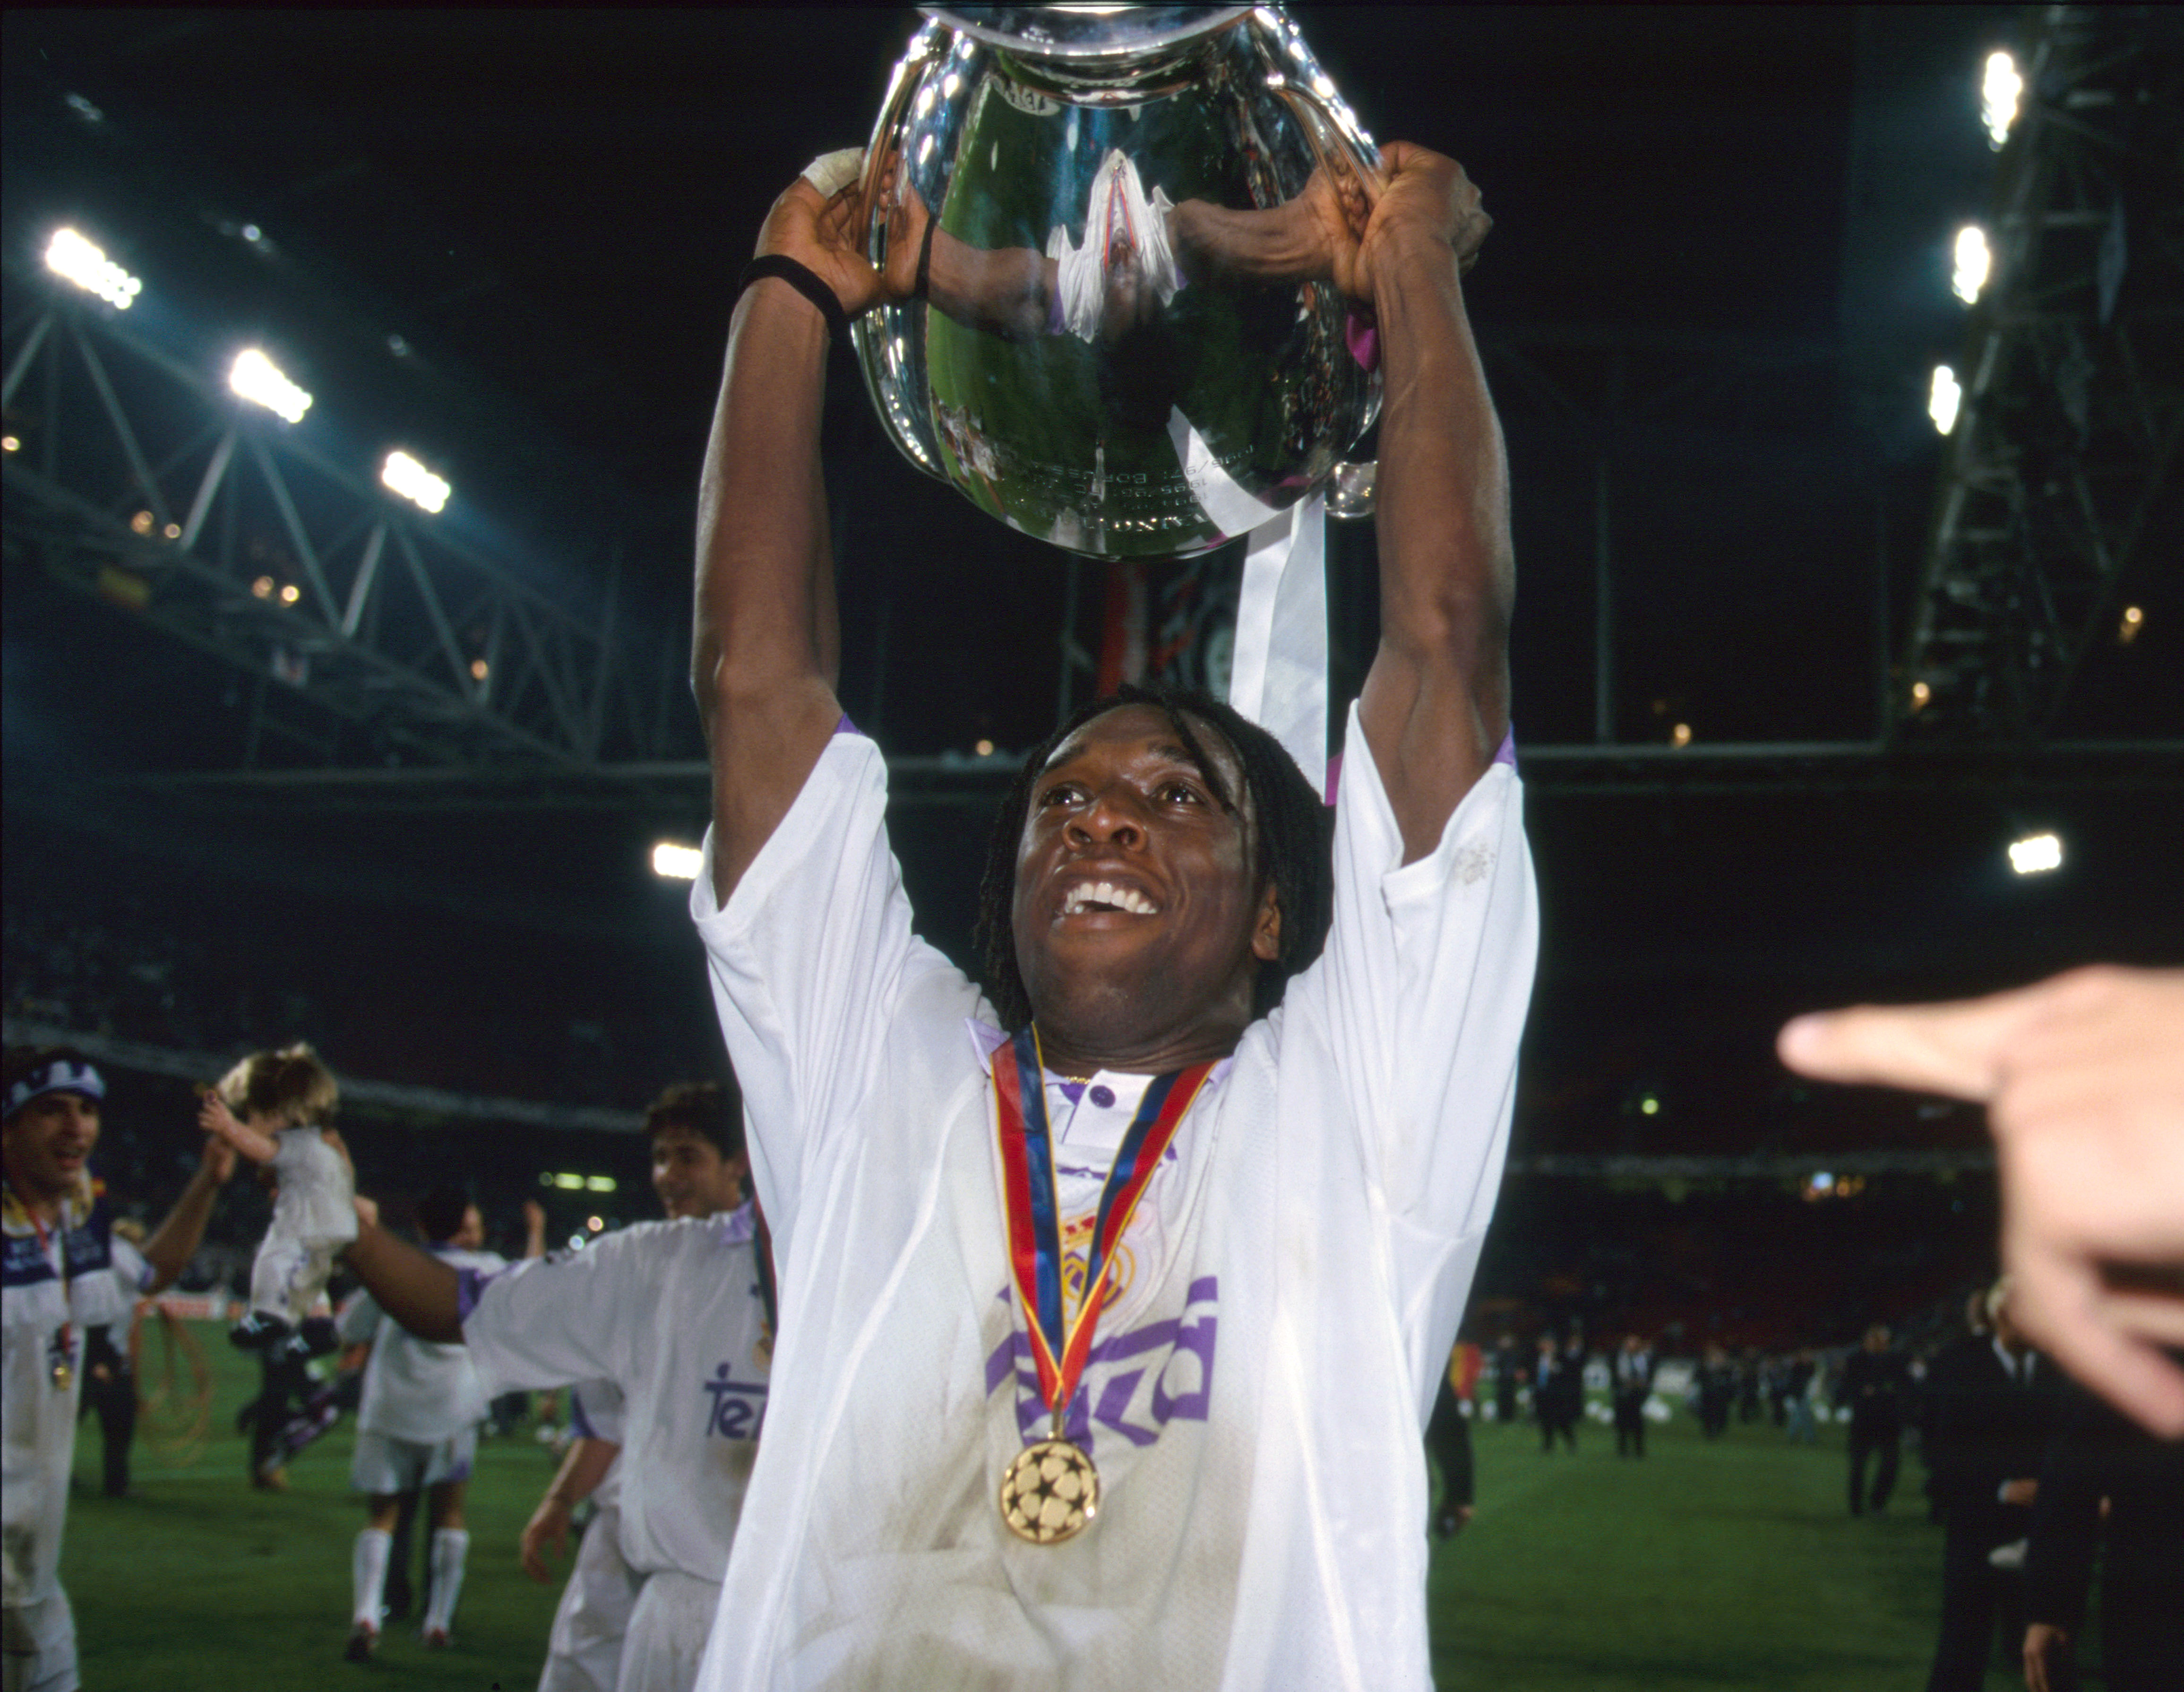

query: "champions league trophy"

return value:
[849, 4, 1389, 791]
[852, 3, 1382, 559]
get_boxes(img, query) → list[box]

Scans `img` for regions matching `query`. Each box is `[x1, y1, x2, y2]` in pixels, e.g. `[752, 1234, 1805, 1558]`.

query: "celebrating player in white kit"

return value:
[4, 1047, 235, 1692]
[342, 1081, 772, 1692]
[339, 1187, 508, 1660]
[682, 136, 1533, 1691]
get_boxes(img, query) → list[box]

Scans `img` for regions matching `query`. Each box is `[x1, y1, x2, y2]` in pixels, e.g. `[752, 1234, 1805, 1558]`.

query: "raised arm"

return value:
[1347, 144, 1509, 863]
[698, 162, 908, 903]
[197, 1091, 280, 1164]
[341, 1197, 463, 1343]
[138, 1134, 235, 1293]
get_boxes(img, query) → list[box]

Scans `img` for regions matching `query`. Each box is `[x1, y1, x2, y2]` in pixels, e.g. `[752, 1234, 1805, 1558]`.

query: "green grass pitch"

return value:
[68, 1331, 2018, 1689]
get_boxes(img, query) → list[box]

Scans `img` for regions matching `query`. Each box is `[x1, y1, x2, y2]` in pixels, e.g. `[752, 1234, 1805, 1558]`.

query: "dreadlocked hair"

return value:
[973, 681, 1334, 1035]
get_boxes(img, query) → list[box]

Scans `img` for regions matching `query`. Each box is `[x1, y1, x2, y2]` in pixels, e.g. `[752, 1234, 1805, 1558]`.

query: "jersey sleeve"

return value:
[461, 1229, 650, 1397]
[689, 733, 981, 1244]
[335, 1290, 383, 1347]
[569, 1377, 626, 1445]
[1288, 701, 1539, 1361]
[269, 1131, 306, 1174]
[108, 1234, 153, 1296]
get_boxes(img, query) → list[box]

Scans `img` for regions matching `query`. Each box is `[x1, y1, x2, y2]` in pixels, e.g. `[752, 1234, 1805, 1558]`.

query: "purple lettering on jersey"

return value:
[701, 1363, 768, 1441]
[984, 1275, 1219, 1454]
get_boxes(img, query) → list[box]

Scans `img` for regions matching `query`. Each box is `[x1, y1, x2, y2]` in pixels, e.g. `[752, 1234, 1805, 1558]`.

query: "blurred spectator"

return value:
[2022, 1383, 2184, 1692]
[1919, 1280, 2065, 1692]
[1839, 1324, 1911, 1514]
[1611, 1334, 1655, 1458]
[1695, 1344, 1734, 1440]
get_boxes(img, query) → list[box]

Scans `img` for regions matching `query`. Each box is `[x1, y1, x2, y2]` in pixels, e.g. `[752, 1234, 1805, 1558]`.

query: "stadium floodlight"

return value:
[2008, 832, 2062, 875]
[652, 841, 704, 881]
[44, 227, 142, 310]
[229, 348, 312, 423]
[1929, 365, 1962, 435]
[1982, 50, 2023, 149]
[1952, 226, 1991, 305]
[381, 449, 450, 514]
[585, 1175, 617, 1193]
[553, 1172, 585, 1191]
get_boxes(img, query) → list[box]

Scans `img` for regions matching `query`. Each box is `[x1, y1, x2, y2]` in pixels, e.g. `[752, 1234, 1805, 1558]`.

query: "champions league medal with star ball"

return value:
[991, 1027, 1211, 1545]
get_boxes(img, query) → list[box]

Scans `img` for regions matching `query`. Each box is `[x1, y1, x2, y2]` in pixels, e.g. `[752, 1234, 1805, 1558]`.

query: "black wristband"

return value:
[738, 256, 850, 342]
[914, 216, 938, 302]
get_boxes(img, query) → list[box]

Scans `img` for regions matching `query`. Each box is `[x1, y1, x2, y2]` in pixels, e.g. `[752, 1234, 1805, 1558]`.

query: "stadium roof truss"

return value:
[1, 268, 685, 773]
[1900, 5, 2184, 744]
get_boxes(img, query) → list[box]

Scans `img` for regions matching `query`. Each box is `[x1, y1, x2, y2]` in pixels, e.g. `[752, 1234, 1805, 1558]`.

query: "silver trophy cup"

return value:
[851, 4, 1384, 561]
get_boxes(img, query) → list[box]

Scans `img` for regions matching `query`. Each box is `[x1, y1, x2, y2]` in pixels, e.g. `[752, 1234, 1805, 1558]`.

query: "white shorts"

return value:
[614, 1570, 719, 1692]
[350, 1427, 476, 1495]
[249, 1234, 339, 1325]
[1, 1591, 77, 1692]
[538, 1502, 640, 1692]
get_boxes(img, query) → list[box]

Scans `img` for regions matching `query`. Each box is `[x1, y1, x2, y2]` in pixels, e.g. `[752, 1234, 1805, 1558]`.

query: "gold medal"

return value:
[998, 1435, 1099, 1545]
[50, 1359, 72, 1390]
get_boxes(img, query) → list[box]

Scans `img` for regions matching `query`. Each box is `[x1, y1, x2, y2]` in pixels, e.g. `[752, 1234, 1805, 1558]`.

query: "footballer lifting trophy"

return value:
[850, 4, 1385, 563]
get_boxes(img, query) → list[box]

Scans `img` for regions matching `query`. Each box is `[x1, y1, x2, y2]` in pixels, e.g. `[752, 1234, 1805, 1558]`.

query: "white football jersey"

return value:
[568, 1376, 625, 1510]
[268, 1126, 357, 1243]
[689, 705, 1537, 1692]
[3, 1197, 149, 1609]
[338, 1246, 506, 1443]
[464, 1208, 770, 1584]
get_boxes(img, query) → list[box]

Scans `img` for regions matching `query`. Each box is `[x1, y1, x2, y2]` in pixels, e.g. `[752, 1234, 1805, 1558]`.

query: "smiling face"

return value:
[650, 1124, 748, 1222]
[2, 1091, 101, 1214]
[1011, 704, 1280, 1072]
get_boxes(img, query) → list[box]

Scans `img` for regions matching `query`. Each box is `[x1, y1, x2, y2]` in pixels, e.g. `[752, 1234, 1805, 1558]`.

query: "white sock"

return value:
[352, 1528, 391, 1628]
[424, 1528, 470, 1635]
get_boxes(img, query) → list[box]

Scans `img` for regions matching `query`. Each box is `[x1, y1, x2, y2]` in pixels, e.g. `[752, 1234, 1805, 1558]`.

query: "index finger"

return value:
[1776, 984, 2050, 1100]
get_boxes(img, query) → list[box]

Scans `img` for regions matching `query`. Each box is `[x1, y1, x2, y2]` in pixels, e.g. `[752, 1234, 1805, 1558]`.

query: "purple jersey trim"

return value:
[568, 1390, 598, 1441]
[455, 1267, 495, 1323]
[1345, 310, 1380, 372]
[834, 713, 860, 736]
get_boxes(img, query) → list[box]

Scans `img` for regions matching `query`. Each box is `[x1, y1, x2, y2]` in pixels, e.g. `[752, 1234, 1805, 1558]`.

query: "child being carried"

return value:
[199, 1044, 356, 1358]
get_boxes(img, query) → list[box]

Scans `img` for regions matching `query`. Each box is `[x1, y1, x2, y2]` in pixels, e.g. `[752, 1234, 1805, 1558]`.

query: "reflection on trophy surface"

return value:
[852, 5, 1385, 559]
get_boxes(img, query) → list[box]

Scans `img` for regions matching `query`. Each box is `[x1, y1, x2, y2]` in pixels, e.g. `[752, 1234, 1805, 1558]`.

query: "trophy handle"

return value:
[860, 25, 946, 274]
[1272, 78, 1384, 217]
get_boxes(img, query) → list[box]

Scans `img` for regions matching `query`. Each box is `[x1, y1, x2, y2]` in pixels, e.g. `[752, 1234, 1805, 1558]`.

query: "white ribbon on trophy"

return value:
[1227, 495, 1328, 801]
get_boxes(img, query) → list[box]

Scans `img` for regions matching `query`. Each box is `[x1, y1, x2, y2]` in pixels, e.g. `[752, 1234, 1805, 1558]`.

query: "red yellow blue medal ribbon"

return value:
[993, 1027, 1212, 1429]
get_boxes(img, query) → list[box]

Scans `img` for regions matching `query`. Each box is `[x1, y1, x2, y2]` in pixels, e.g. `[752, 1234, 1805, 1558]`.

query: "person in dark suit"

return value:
[1696, 1344, 1734, 1441]
[1532, 1335, 1575, 1453]
[2021, 1382, 2184, 1692]
[1840, 1323, 1911, 1513]
[1426, 1371, 1476, 1539]
[1920, 1280, 2066, 1692]
[1492, 1333, 1521, 1427]
[1611, 1334, 1654, 1457]
[76, 1322, 137, 1497]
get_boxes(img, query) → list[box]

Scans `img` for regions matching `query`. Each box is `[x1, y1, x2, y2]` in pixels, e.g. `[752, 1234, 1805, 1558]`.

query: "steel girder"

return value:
[1, 270, 682, 772]
[1900, 5, 2184, 743]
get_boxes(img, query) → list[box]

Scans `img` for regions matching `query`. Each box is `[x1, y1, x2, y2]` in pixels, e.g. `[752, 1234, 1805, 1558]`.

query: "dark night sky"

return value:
[5, 8, 2177, 1151]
